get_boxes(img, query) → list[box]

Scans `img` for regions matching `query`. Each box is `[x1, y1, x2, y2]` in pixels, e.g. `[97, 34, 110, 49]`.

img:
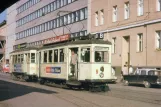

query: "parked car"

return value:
[123, 68, 161, 88]
[3, 64, 10, 73]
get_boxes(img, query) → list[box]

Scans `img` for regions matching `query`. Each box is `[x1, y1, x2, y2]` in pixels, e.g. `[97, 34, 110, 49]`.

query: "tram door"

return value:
[68, 48, 79, 80]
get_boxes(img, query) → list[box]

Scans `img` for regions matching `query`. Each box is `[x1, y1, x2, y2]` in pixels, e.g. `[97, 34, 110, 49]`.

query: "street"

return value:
[0, 72, 161, 107]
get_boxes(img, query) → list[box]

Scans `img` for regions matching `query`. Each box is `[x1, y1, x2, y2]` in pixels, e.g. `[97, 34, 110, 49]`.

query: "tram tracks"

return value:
[1, 74, 161, 106]
[96, 88, 161, 105]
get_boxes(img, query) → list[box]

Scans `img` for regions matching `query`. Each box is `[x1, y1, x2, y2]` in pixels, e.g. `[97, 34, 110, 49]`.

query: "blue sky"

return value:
[0, 10, 6, 23]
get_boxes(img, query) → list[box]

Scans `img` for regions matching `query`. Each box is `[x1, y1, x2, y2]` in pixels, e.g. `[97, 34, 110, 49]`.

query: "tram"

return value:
[10, 36, 113, 91]
[10, 48, 38, 81]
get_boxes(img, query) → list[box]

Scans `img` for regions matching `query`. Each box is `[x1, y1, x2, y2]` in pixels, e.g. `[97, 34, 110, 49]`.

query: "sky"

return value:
[0, 10, 6, 23]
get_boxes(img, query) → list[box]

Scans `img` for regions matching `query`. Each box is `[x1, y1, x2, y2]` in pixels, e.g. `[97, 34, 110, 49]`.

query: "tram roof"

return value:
[10, 47, 38, 54]
[41, 39, 112, 49]
[10, 39, 111, 54]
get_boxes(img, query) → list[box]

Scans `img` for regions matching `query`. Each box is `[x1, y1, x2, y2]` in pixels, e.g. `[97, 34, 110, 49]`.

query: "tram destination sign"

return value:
[43, 34, 69, 45]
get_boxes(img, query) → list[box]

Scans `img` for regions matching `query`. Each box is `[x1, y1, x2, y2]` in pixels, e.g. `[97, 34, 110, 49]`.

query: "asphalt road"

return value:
[0, 72, 161, 107]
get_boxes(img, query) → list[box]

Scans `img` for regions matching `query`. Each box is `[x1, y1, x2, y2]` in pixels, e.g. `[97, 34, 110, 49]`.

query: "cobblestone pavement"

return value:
[0, 72, 161, 107]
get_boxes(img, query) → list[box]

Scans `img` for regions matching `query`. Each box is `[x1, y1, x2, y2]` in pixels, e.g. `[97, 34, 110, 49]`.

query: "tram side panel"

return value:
[39, 63, 68, 81]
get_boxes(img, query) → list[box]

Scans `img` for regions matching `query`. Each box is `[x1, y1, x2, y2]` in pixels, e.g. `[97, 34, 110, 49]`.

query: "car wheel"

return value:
[123, 80, 129, 86]
[144, 81, 151, 88]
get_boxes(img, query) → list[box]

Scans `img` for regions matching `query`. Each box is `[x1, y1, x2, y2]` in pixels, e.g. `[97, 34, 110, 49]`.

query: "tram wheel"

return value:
[11, 74, 18, 81]
[39, 78, 45, 85]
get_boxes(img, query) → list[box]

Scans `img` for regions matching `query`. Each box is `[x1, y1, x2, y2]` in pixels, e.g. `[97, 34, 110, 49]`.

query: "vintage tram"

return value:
[10, 37, 114, 91]
[10, 48, 38, 81]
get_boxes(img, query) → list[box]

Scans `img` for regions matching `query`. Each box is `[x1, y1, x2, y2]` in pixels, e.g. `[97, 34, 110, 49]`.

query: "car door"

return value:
[137, 70, 147, 84]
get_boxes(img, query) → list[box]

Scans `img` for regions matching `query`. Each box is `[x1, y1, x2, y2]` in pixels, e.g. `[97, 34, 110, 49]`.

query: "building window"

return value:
[16, 7, 87, 40]
[137, 33, 143, 52]
[80, 9, 85, 20]
[75, 11, 79, 21]
[68, 0, 72, 4]
[113, 6, 117, 22]
[85, 8, 88, 19]
[156, 31, 161, 49]
[124, 2, 130, 19]
[138, 0, 144, 16]
[100, 9, 104, 25]
[157, 0, 161, 11]
[95, 11, 98, 26]
[112, 38, 116, 53]
[16, 0, 77, 27]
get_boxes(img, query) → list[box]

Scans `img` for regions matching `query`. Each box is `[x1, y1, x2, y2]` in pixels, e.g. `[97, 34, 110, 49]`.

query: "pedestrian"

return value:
[70, 50, 78, 78]
[120, 65, 127, 82]
[129, 65, 133, 75]
[122, 65, 128, 75]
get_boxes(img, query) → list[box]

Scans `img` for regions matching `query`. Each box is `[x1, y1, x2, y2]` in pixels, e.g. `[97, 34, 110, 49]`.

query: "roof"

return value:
[10, 39, 112, 53]
[10, 47, 38, 54]
[41, 39, 112, 49]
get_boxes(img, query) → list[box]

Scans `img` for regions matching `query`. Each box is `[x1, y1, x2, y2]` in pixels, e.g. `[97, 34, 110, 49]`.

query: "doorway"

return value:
[122, 36, 130, 74]
[68, 48, 79, 80]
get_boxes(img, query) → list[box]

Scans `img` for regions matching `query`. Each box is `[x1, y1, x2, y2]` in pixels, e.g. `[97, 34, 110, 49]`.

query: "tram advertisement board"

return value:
[46, 67, 61, 74]
[14, 64, 22, 72]
[43, 34, 69, 45]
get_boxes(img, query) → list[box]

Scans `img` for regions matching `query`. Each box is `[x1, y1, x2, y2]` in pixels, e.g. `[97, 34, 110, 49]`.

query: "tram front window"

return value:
[31, 53, 35, 63]
[94, 47, 109, 62]
[81, 48, 90, 62]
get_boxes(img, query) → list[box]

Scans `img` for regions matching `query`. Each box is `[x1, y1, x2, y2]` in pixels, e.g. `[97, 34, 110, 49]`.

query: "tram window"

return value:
[27, 53, 30, 63]
[59, 49, 64, 62]
[18, 54, 21, 63]
[48, 50, 53, 63]
[15, 55, 17, 63]
[31, 53, 35, 63]
[54, 49, 58, 62]
[21, 54, 24, 63]
[81, 48, 90, 62]
[94, 47, 109, 62]
[44, 51, 47, 63]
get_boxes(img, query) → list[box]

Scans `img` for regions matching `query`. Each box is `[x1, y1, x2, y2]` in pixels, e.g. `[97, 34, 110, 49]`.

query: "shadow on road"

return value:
[0, 80, 57, 101]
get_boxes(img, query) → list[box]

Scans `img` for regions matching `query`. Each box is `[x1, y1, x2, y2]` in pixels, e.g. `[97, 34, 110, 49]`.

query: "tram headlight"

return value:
[100, 66, 104, 72]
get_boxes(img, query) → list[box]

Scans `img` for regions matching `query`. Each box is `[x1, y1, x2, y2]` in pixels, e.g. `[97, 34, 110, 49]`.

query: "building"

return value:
[0, 20, 7, 71]
[15, 0, 88, 49]
[6, 3, 17, 62]
[0, 21, 7, 61]
[89, 0, 161, 76]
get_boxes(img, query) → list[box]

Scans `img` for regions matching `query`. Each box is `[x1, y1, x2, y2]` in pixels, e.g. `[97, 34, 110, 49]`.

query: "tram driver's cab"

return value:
[67, 39, 117, 83]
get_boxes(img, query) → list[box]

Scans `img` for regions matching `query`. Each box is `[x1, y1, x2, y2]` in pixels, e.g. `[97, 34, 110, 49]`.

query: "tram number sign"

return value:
[46, 67, 61, 74]
[95, 33, 104, 39]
